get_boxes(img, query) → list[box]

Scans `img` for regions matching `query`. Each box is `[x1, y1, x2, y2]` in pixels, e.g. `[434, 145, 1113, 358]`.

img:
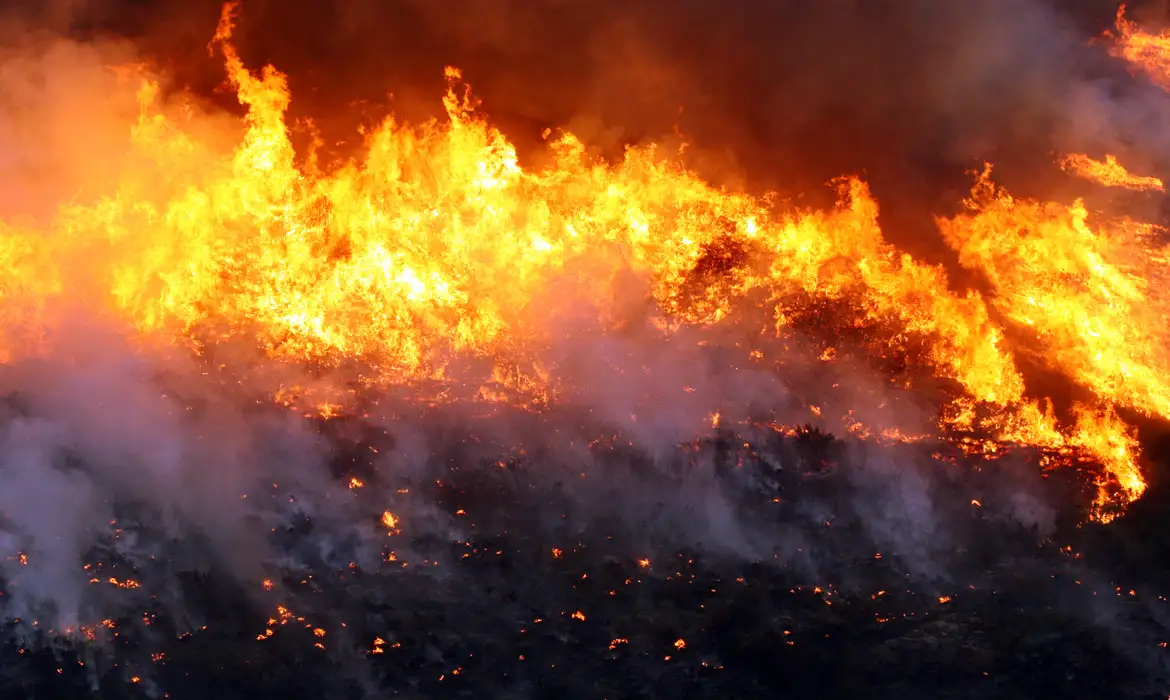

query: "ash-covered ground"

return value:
[2, 402, 1169, 700]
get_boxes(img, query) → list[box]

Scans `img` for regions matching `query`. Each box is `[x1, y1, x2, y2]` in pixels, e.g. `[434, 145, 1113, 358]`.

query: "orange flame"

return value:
[0, 2, 1159, 521]
[1110, 5, 1170, 90]
[1058, 153, 1164, 192]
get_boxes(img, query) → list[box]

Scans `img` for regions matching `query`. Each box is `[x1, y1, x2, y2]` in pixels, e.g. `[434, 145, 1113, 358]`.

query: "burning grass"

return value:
[0, 2, 1160, 518]
[0, 2, 1169, 697]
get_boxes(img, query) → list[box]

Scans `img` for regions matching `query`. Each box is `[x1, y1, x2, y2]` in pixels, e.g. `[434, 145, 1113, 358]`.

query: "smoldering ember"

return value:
[5, 0, 1170, 698]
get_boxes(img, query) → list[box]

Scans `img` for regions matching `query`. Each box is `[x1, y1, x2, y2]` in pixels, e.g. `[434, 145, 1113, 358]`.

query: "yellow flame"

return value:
[0, 2, 1157, 520]
[1110, 5, 1170, 90]
[1059, 153, 1164, 192]
[939, 166, 1170, 424]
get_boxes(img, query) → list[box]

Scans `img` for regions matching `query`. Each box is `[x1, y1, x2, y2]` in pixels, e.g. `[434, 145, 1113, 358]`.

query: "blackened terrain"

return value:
[1, 421, 1168, 700]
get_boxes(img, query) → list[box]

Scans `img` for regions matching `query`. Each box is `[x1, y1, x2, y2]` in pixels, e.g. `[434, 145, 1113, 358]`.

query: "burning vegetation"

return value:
[0, 2, 1161, 515]
[0, 1, 1170, 698]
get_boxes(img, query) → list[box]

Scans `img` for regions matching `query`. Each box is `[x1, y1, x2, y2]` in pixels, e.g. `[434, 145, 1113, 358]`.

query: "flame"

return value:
[939, 166, 1170, 422]
[1058, 153, 1164, 192]
[0, 1, 1161, 521]
[1110, 5, 1170, 90]
[0, 12, 1023, 411]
